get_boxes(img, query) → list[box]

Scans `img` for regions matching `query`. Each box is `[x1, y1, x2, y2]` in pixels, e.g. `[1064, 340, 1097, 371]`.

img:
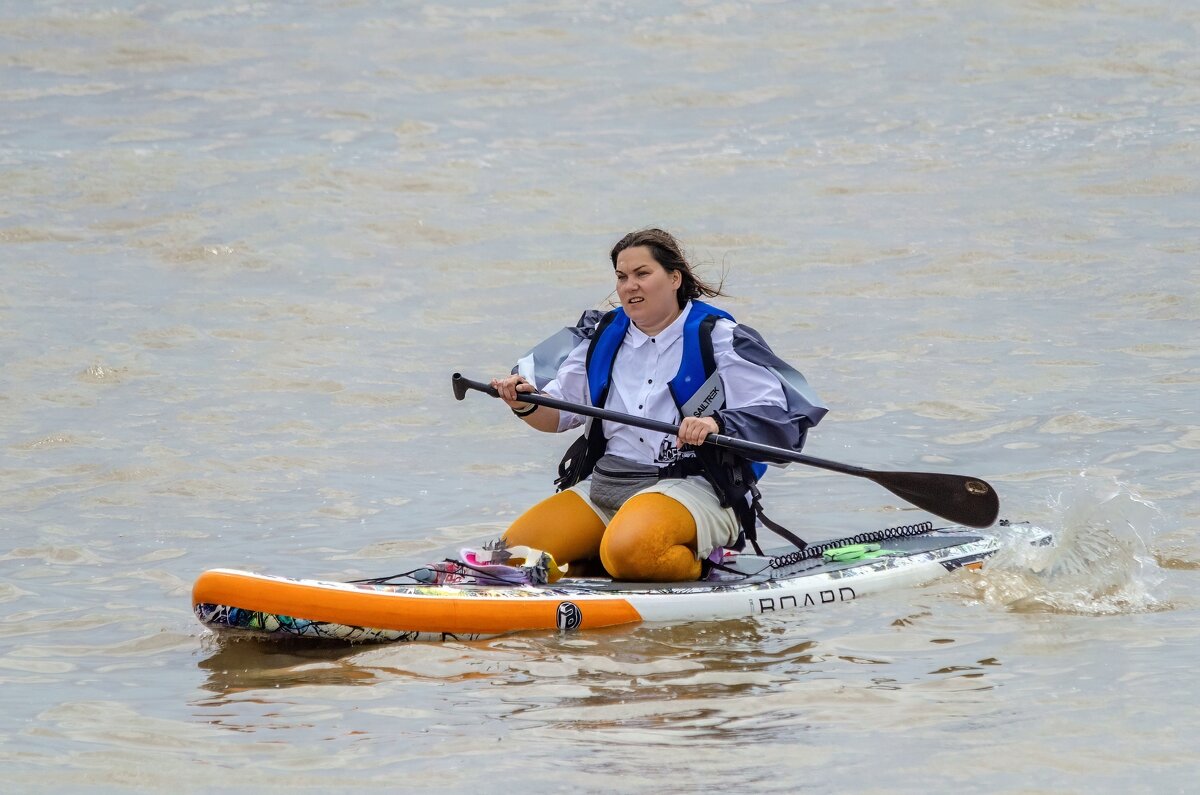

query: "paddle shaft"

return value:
[453, 374, 866, 475]
[451, 373, 999, 528]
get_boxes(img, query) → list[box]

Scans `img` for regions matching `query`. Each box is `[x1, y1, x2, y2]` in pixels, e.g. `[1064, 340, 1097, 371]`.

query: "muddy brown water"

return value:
[2, 2, 1197, 792]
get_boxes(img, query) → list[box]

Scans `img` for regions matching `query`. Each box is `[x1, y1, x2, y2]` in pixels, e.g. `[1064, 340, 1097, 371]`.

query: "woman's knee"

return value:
[600, 493, 700, 582]
[503, 489, 606, 564]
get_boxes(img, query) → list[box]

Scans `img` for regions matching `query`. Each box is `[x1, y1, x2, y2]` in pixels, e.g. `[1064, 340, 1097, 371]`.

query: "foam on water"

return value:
[972, 477, 1166, 616]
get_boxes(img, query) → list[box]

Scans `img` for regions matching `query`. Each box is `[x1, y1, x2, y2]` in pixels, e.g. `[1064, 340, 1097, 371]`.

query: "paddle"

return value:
[451, 373, 1000, 529]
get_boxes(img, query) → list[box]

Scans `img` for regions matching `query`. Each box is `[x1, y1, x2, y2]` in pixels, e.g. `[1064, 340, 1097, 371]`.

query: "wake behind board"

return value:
[193, 521, 1051, 644]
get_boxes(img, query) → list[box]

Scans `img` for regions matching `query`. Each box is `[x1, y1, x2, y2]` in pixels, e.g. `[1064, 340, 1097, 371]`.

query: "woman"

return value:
[491, 229, 827, 582]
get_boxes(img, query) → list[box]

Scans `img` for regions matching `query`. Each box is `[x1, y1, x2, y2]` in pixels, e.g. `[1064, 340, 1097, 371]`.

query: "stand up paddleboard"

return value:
[193, 520, 1051, 644]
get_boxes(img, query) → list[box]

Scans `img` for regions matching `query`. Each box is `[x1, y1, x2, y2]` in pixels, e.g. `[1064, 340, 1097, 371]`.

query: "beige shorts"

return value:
[569, 476, 740, 560]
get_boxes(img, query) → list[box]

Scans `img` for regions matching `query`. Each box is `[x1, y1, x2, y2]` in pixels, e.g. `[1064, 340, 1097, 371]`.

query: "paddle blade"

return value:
[870, 471, 1000, 528]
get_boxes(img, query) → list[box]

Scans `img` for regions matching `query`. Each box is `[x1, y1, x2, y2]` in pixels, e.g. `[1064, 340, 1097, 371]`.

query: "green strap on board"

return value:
[822, 543, 902, 563]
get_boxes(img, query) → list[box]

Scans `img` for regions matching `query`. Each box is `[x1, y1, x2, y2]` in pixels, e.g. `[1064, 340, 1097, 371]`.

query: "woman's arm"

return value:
[491, 373, 562, 433]
[493, 333, 591, 434]
[709, 320, 822, 458]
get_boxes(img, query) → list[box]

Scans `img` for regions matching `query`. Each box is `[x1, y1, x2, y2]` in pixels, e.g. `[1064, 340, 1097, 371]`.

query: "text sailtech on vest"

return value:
[692, 385, 722, 417]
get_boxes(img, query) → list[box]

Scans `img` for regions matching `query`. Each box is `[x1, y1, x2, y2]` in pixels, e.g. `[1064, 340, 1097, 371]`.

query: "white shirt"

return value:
[541, 302, 787, 465]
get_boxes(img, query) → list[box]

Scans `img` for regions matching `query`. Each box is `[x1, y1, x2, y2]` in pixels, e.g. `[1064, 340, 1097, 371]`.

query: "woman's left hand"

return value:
[676, 416, 720, 447]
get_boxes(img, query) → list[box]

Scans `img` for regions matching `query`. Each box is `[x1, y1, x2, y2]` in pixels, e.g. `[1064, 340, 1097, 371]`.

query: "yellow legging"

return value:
[502, 490, 702, 582]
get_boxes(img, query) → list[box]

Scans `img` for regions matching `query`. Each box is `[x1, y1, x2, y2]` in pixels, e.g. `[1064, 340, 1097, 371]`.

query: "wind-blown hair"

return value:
[610, 228, 725, 308]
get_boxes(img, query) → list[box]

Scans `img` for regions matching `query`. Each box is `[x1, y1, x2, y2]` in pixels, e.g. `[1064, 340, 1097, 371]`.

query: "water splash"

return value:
[974, 477, 1166, 615]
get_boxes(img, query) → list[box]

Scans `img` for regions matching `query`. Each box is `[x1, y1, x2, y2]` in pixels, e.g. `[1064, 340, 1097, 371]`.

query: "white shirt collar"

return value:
[624, 300, 691, 349]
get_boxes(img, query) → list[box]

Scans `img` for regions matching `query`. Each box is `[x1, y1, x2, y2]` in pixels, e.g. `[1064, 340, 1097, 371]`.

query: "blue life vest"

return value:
[584, 301, 767, 480]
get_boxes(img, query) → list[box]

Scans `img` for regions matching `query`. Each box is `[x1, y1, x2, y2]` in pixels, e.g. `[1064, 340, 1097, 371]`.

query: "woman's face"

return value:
[615, 245, 682, 332]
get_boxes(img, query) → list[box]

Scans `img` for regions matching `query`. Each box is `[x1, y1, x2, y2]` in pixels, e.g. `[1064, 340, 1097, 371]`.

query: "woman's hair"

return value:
[610, 228, 725, 308]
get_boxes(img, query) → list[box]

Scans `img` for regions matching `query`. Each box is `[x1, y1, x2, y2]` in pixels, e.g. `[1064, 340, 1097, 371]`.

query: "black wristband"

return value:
[512, 402, 539, 418]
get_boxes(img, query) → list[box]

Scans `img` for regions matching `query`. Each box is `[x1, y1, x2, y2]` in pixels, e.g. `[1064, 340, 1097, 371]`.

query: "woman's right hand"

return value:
[490, 374, 536, 409]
